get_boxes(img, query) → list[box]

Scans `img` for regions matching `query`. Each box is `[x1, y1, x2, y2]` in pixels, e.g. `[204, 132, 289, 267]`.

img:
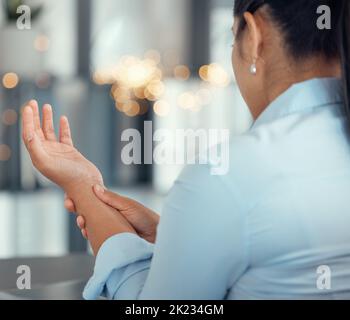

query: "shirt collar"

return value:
[252, 77, 344, 129]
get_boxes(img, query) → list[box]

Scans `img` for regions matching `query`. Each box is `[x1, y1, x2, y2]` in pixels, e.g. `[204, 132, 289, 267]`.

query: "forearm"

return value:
[66, 182, 137, 255]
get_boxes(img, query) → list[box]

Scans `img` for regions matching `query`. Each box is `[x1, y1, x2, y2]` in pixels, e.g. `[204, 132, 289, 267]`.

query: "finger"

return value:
[81, 229, 88, 239]
[22, 106, 46, 163]
[22, 106, 35, 143]
[28, 100, 45, 140]
[93, 185, 131, 211]
[64, 193, 76, 212]
[59, 116, 73, 146]
[64, 198, 76, 212]
[42, 104, 57, 141]
[76, 216, 86, 229]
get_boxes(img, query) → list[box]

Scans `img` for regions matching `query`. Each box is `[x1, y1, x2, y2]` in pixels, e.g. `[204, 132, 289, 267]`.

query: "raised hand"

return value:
[22, 100, 138, 255]
[22, 100, 103, 193]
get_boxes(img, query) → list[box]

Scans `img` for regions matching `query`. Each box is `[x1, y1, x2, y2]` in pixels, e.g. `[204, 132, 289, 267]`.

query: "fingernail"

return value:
[44, 104, 52, 111]
[94, 184, 104, 194]
[23, 105, 31, 114]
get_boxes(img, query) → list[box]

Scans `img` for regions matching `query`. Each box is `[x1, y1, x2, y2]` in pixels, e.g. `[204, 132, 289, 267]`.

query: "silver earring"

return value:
[250, 62, 257, 75]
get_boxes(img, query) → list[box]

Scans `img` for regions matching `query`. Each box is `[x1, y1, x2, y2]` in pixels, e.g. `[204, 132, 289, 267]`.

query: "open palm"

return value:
[22, 100, 103, 192]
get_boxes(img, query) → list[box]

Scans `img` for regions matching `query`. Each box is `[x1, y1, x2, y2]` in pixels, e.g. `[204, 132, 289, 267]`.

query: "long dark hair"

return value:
[234, 0, 350, 124]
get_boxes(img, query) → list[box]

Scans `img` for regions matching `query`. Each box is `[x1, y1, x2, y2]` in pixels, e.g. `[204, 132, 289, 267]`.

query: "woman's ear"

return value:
[243, 12, 263, 63]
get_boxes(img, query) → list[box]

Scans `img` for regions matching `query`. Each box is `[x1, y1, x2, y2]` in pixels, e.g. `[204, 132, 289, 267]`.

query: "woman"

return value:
[22, 0, 350, 299]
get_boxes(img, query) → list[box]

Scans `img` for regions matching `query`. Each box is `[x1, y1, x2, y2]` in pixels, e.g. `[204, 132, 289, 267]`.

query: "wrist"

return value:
[64, 177, 102, 200]
[66, 183, 137, 255]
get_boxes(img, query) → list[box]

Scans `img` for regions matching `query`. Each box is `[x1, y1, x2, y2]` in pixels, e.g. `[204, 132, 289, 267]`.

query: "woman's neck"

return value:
[265, 57, 341, 112]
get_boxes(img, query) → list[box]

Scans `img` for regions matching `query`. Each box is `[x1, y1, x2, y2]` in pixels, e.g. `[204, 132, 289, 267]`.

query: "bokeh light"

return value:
[115, 101, 126, 113]
[112, 56, 162, 89]
[104, 53, 166, 116]
[2, 109, 18, 126]
[134, 87, 146, 100]
[124, 101, 141, 117]
[34, 35, 50, 52]
[0, 144, 11, 162]
[144, 87, 158, 101]
[178, 92, 198, 110]
[153, 69, 163, 81]
[174, 65, 191, 81]
[154, 100, 171, 117]
[92, 70, 116, 85]
[144, 50, 161, 65]
[115, 100, 140, 116]
[111, 85, 131, 103]
[199, 65, 209, 81]
[2, 72, 19, 89]
[207, 63, 230, 87]
[92, 71, 107, 85]
[199, 63, 230, 87]
[147, 80, 165, 97]
[127, 63, 153, 88]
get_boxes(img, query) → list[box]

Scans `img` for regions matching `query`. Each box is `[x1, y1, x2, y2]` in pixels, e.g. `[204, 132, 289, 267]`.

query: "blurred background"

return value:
[0, 0, 251, 258]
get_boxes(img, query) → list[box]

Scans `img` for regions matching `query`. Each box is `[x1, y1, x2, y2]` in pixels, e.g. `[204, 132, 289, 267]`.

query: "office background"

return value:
[0, 0, 251, 257]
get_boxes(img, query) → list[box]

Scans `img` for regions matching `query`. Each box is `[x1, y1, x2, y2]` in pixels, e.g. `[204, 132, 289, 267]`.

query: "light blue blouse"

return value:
[83, 78, 350, 300]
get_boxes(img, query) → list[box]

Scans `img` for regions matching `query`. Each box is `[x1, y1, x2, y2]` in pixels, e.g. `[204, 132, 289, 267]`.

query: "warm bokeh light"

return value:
[207, 63, 230, 87]
[144, 50, 161, 64]
[127, 63, 153, 88]
[178, 92, 198, 110]
[124, 101, 141, 117]
[199, 64, 230, 87]
[153, 69, 163, 81]
[34, 35, 50, 52]
[134, 87, 146, 100]
[2, 109, 18, 126]
[120, 55, 139, 67]
[2, 72, 19, 89]
[154, 100, 171, 117]
[147, 80, 165, 97]
[92, 71, 105, 85]
[110, 55, 162, 87]
[111, 85, 131, 103]
[115, 101, 125, 113]
[199, 65, 209, 81]
[144, 87, 157, 101]
[0, 144, 11, 162]
[92, 70, 114, 85]
[106, 54, 165, 108]
[115, 100, 139, 115]
[174, 65, 191, 81]
[113, 56, 162, 89]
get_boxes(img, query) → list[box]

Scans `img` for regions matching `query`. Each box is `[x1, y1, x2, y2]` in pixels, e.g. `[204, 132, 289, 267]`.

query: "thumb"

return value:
[93, 185, 131, 211]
